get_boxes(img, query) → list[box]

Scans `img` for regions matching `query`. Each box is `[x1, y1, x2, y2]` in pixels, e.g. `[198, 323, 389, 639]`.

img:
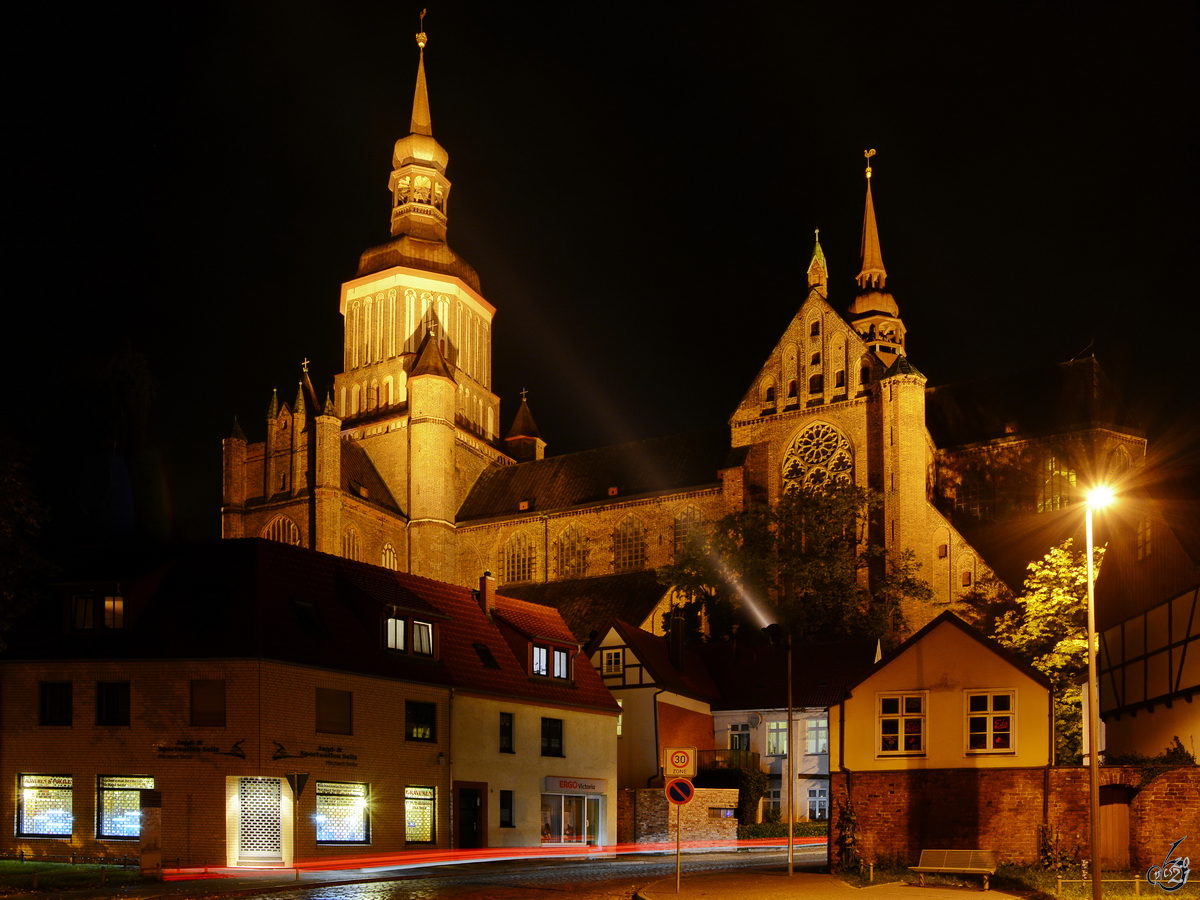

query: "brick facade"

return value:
[618, 788, 740, 844]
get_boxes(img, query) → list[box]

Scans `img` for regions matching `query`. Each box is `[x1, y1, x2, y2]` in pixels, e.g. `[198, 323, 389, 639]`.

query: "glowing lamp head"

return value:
[1087, 486, 1115, 510]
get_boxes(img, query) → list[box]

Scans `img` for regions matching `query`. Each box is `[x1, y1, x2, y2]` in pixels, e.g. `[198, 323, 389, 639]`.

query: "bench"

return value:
[910, 849, 998, 891]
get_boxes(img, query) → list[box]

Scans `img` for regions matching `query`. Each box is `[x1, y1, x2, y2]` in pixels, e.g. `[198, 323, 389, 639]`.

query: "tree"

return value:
[988, 538, 1103, 765]
[659, 480, 932, 646]
[0, 436, 53, 649]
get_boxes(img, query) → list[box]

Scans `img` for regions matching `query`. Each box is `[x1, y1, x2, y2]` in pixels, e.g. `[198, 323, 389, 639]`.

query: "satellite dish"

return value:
[748, 713, 762, 728]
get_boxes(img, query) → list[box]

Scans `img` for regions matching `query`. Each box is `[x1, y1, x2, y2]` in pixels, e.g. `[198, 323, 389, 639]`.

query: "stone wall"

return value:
[619, 787, 740, 844]
[829, 766, 1200, 872]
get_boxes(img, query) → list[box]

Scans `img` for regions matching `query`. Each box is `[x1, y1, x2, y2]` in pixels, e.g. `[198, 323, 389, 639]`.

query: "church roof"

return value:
[698, 639, 879, 711]
[498, 571, 671, 643]
[15, 539, 617, 713]
[883, 355, 925, 378]
[506, 397, 542, 440]
[458, 427, 731, 522]
[341, 440, 403, 514]
[925, 357, 1139, 448]
[357, 235, 481, 292]
[410, 329, 456, 381]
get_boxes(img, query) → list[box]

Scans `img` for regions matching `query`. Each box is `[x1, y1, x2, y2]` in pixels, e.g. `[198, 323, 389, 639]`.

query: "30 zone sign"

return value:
[663, 746, 696, 777]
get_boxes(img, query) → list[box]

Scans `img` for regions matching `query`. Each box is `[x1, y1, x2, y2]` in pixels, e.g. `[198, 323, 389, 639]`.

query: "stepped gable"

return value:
[925, 358, 1139, 448]
[457, 427, 730, 521]
[498, 571, 670, 643]
[699, 638, 879, 710]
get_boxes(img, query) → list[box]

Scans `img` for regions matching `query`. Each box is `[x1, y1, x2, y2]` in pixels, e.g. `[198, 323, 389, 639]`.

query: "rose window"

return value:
[783, 423, 853, 490]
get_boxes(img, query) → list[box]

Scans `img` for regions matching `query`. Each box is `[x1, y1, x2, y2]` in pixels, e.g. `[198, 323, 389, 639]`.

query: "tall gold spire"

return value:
[856, 149, 887, 290]
[411, 11, 432, 137]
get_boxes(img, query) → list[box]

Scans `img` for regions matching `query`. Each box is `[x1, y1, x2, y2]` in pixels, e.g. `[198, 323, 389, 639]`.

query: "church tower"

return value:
[847, 150, 906, 364]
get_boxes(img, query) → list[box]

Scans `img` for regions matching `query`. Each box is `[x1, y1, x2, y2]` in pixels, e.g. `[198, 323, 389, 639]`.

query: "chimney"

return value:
[669, 611, 685, 671]
[479, 571, 497, 617]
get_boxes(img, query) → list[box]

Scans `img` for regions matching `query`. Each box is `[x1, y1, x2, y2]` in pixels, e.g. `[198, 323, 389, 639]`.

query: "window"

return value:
[263, 515, 301, 546]
[96, 682, 130, 726]
[602, 649, 623, 675]
[473, 642, 500, 668]
[315, 781, 369, 843]
[406, 701, 436, 742]
[404, 786, 435, 842]
[499, 712, 514, 752]
[730, 722, 750, 751]
[386, 616, 405, 650]
[613, 515, 647, 572]
[553, 648, 569, 679]
[834, 370, 845, 389]
[316, 688, 352, 735]
[97, 776, 153, 839]
[616, 699, 623, 738]
[967, 691, 1014, 752]
[808, 373, 824, 394]
[541, 717, 563, 756]
[381, 543, 398, 570]
[808, 787, 829, 821]
[810, 320, 820, 336]
[540, 793, 585, 844]
[503, 533, 534, 584]
[1037, 453, 1076, 513]
[1137, 518, 1153, 560]
[533, 645, 568, 679]
[879, 693, 925, 754]
[805, 717, 829, 754]
[190, 680, 226, 727]
[39, 682, 72, 726]
[533, 645, 549, 676]
[413, 621, 433, 655]
[500, 790, 515, 827]
[72, 596, 94, 630]
[673, 506, 702, 558]
[342, 528, 361, 561]
[766, 721, 788, 756]
[103, 596, 124, 629]
[18, 775, 73, 837]
[557, 524, 587, 579]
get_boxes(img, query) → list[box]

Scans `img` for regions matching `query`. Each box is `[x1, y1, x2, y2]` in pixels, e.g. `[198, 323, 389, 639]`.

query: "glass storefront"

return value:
[405, 785, 435, 843]
[540, 792, 601, 844]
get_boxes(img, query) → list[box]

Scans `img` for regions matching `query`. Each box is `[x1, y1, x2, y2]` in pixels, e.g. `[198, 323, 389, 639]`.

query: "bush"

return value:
[739, 820, 829, 839]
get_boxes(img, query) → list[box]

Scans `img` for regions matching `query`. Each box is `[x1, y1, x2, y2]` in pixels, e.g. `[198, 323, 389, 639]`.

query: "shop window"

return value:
[406, 701, 436, 742]
[97, 776, 153, 839]
[18, 774, 73, 837]
[190, 680, 226, 727]
[500, 790, 515, 827]
[404, 786, 435, 843]
[967, 691, 1014, 752]
[316, 688, 352, 735]
[96, 682, 130, 726]
[499, 712, 514, 753]
[315, 781, 369, 843]
[766, 721, 788, 756]
[805, 717, 828, 754]
[541, 717, 564, 757]
[39, 682, 72, 726]
[879, 692, 925, 754]
[540, 793, 585, 844]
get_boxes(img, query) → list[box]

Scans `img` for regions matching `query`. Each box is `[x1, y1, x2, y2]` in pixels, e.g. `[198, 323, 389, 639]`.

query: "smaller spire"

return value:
[293, 380, 307, 416]
[230, 416, 246, 442]
[410, 11, 432, 136]
[267, 387, 279, 418]
[856, 149, 887, 290]
[807, 228, 828, 293]
[323, 392, 337, 417]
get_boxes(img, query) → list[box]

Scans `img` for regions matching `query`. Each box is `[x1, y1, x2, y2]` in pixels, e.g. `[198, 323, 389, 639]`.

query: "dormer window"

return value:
[385, 614, 436, 657]
[533, 643, 570, 679]
[71, 594, 125, 631]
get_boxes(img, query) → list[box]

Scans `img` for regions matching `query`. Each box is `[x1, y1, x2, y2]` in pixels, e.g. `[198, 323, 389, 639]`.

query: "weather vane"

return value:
[864, 148, 876, 180]
[416, 8, 427, 49]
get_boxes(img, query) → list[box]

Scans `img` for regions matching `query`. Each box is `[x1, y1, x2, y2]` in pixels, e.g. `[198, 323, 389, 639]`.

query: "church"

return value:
[220, 29, 1145, 638]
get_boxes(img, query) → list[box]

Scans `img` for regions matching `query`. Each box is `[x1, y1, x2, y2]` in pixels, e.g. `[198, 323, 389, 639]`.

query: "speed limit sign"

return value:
[663, 746, 696, 777]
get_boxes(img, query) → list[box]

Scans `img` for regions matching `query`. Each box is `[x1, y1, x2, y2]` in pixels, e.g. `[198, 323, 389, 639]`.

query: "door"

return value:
[586, 796, 601, 846]
[1099, 785, 1131, 869]
[454, 782, 487, 849]
[238, 777, 283, 864]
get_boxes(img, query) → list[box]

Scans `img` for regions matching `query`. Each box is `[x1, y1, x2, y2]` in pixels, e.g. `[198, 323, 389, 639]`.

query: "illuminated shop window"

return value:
[540, 793, 585, 844]
[879, 693, 925, 754]
[18, 775, 73, 837]
[98, 776, 153, 839]
[315, 781, 369, 843]
[966, 692, 1015, 752]
[404, 786, 435, 843]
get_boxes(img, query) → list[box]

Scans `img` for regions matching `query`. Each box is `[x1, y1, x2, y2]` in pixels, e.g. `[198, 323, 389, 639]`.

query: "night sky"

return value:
[8, 2, 1196, 543]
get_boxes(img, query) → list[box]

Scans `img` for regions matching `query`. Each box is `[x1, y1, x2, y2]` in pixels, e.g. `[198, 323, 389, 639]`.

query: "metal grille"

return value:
[238, 778, 282, 857]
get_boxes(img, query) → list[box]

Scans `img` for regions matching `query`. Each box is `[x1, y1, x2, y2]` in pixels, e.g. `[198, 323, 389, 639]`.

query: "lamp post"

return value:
[764, 624, 794, 876]
[1085, 486, 1113, 900]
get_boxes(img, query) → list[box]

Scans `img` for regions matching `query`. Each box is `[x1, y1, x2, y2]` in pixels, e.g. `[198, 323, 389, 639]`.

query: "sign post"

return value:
[665, 778, 694, 893]
[285, 774, 309, 881]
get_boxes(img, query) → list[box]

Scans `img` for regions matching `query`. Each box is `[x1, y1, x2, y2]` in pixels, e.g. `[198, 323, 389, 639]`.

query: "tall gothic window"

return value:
[556, 524, 587, 579]
[381, 543, 398, 571]
[503, 533, 534, 584]
[674, 506, 702, 559]
[263, 516, 301, 546]
[342, 528, 361, 562]
[1037, 453, 1076, 513]
[613, 515, 647, 572]
[782, 422, 853, 491]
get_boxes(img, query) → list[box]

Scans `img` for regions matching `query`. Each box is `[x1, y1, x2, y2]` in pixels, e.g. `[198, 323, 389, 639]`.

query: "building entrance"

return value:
[238, 777, 283, 864]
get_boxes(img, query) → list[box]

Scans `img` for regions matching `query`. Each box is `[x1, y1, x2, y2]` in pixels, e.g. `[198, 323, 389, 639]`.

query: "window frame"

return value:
[540, 717, 564, 757]
[18, 774, 74, 838]
[602, 649, 623, 676]
[190, 679, 227, 727]
[805, 717, 829, 754]
[39, 681, 72, 727]
[965, 690, 1016, 754]
[96, 681, 131, 727]
[314, 780, 370, 844]
[499, 712, 514, 753]
[877, 691, 926, 756]
[96, 775, 154, 840]
[766, 721, 788, 757]
[406, 700, 437, 743]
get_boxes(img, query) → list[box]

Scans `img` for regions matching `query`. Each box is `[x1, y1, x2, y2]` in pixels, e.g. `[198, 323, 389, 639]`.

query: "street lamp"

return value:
[1085, 486, 1113, 900]
[764, 624, 794, 876]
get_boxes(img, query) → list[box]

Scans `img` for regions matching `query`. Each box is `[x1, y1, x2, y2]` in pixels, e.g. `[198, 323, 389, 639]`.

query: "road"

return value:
[247, 846, 824, 899]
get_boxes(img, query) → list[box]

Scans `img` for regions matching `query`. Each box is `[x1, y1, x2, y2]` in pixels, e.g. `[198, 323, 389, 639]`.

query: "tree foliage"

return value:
[659, 480, 931, 645]
[0, 436, 53, 649]
[985, 538, 1103, 765]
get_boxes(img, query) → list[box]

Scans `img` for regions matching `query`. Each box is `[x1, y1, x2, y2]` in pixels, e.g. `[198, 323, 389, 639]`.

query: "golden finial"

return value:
[814, 227, 820, 241]
[416, 8, 427, 49]
[864, 148, 876, 180]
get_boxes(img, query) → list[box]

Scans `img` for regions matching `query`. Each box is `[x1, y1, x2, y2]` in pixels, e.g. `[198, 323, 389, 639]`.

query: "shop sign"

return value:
[544, 776, 607, 793]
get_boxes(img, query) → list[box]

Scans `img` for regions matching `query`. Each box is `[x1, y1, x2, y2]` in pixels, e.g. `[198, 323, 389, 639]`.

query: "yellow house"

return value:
[831, 612, 1053, 771]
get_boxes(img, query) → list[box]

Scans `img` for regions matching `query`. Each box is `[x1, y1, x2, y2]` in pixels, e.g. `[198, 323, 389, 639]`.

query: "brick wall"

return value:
[829, 766, 1200, 871]
[620, 787, 739, 844]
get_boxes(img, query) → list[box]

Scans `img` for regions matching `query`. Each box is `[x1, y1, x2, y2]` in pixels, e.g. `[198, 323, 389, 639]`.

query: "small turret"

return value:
[505, 392, 546, 462]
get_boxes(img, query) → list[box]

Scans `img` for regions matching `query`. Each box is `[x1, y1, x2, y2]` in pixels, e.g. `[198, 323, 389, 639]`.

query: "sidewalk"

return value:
[636, 868, 1022, 900]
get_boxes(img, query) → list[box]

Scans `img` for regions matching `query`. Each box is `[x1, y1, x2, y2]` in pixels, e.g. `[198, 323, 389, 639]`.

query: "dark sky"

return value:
[7, 2, 1196, 543]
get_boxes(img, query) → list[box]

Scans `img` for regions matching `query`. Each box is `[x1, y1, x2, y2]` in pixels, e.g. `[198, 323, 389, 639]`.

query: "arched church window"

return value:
[673, 506, 703, 559]
[557, 524, 587, 579]
[835, 370, 846, 389]
[342, 528, 361, 562]
[381, 543, 398, 571]
[263, 516, 301, 546]
[396, 175, 411, 204]
[1037, 453, 1076, 513]
[613, 515, 647, 572]
[351, 384, 362, 416]
[860, 366, 872, 387]
[787, 380, 798, 400]
[811, 352, 821, 366]
[502, 533, 534, 584]
[782, 422, 853, 491]
[809, 373, 824, 395]
[763, 382, 776, 409]
[810, 320, 820, 337]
